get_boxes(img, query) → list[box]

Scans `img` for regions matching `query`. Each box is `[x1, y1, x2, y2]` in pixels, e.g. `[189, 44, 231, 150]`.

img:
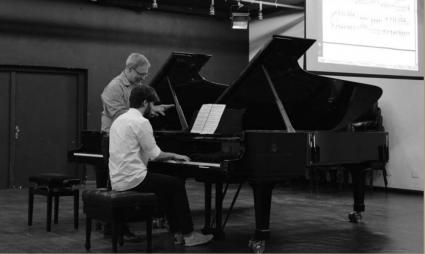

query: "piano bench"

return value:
[28, 173, 81, 232]
[82, 189, 157, 253]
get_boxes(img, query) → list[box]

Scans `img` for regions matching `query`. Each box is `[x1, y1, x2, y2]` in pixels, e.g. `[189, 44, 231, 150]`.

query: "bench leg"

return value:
[74, 190, 79, 229]
[28, 187, 34, 226]
[146, 215, 153, 252]
[85, 217, 92, 250]
[46, 192, 53, 232]
[118, 223, 124, 246]
[54, 195, 59, 224]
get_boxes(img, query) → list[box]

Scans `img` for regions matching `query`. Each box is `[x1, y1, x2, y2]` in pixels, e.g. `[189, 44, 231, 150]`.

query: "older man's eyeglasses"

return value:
[132, 68, 149, 79]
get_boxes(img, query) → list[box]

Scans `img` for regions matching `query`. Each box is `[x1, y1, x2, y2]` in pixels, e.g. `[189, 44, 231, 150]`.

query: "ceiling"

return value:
[90, 0, 305, 19]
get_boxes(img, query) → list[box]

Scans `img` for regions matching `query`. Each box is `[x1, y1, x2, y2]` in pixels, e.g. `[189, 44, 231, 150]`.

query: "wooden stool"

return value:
[28, 173, 80, 232]
[82, 189, 157, 253]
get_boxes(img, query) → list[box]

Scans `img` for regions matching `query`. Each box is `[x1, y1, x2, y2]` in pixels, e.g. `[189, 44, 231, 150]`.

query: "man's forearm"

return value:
[153, 151, 178, 162]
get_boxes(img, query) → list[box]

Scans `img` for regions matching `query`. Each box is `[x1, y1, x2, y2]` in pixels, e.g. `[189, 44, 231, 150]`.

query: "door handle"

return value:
[15, 125, 20, 139]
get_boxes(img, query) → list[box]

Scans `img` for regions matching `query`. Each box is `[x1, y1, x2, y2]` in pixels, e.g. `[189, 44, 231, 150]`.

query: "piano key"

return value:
[73, 152, 104, 158]
[163, 160, 220, 168]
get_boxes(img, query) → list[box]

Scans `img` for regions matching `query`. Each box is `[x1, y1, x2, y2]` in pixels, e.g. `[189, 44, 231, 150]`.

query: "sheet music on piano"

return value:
[190, 104, 226, 134]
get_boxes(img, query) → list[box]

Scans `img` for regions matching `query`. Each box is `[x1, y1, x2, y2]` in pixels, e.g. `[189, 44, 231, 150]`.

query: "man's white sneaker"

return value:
[183, 232, 214, 247]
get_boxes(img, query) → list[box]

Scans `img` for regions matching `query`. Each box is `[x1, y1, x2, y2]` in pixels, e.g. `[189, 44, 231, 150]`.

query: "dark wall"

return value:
[0, 0, 248, 130]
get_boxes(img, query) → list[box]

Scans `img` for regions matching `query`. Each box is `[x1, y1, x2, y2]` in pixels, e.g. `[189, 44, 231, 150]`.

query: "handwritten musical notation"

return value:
[323, 0, 417, 49]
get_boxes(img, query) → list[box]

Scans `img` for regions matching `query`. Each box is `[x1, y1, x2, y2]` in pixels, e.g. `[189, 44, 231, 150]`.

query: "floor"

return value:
[0, 179, 422, 253]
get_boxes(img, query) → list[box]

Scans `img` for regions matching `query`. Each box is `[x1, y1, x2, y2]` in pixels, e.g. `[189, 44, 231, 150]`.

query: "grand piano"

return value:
[148, 36, 389, 252]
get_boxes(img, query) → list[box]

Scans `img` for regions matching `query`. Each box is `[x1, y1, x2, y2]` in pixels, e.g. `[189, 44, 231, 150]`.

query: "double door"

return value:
[0, 67, 85, 188]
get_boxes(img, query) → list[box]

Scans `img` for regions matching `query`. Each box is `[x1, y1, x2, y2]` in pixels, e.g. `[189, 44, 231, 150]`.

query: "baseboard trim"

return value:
[372, 186, 423, 195]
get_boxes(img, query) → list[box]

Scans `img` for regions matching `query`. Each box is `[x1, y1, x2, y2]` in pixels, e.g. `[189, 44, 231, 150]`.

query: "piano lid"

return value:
[216, 35, 383, 131]
[149, 52, 228, 131]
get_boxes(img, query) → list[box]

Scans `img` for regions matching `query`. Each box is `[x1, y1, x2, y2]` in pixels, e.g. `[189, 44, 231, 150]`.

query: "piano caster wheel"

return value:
[85, 242, 90, 250]
[348, 211, 362, 223]
[248, 239, 265, 253]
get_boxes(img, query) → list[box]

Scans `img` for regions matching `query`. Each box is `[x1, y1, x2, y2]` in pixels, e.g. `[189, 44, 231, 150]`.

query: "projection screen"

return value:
[305, 0, 423, 79]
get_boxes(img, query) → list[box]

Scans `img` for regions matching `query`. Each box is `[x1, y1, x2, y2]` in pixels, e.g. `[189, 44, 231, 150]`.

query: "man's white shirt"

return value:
[109, 108, 161, 191]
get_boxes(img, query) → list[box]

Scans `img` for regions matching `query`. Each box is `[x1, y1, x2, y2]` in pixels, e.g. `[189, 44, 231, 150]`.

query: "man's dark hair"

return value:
[129, 85, 159, 108]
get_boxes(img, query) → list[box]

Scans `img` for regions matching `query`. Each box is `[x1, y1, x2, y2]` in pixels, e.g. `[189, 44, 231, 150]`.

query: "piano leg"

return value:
[77, 165, 87, 185]
[348, 164, 366, 223]
[250, 182, 274, 240]
[248, 182, 274, 253]
[202, 182, 213, 234]
[214, 182, 225, 240]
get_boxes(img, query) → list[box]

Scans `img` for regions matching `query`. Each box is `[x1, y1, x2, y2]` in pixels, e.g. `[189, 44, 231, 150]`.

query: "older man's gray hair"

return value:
[125, 53, 151, 69]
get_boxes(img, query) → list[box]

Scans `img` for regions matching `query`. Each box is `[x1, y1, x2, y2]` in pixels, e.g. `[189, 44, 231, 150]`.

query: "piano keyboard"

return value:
[73, 152, 104, 158]
[72, 153, 220, 169]
[163, 160, 220, 168]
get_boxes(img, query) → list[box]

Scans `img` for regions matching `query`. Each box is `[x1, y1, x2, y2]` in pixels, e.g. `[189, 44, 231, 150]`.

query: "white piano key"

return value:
[163, 160, 220, 168]
[73, 152, 104, 158]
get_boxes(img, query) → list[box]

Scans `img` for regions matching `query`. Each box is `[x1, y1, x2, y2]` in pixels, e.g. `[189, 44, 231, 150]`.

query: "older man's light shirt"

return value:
[101, 72, 141, 133]
[109, 108, 161, 191]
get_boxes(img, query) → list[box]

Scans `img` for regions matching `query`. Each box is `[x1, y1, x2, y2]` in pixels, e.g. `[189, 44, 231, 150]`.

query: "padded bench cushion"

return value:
[82, 189, 157, 208]
[29, 173, 81, 187]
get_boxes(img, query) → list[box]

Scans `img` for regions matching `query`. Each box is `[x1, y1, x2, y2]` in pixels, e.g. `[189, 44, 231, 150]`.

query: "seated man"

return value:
[108, 85, 214, 247]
